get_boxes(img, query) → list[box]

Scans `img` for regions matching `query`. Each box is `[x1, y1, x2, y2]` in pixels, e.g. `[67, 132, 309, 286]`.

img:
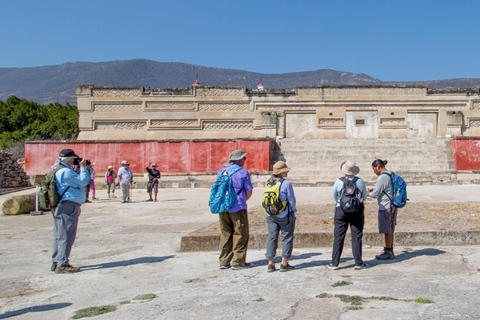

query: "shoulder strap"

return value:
[228, 165, 243, 176]
[53, 166, 70, 200]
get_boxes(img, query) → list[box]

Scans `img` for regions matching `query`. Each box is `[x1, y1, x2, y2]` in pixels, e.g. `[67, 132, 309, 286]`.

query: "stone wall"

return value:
[75, 84, 480, 141]
[0, 152, 31, 189]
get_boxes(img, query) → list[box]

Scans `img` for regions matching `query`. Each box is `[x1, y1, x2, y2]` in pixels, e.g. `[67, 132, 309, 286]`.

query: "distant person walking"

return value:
[105, 165, 117, 198]
[84, 160, 92, 203]
[51, 149, 89, 273]
[217, 150, 253, 270]
[146, 162, 161, 202]
[367, 159, 397, 260]
[328, 160, 367, 270]
[117, 160, 133, 203]
[265, 161, 297, 272]
[89, 162, 96, 200]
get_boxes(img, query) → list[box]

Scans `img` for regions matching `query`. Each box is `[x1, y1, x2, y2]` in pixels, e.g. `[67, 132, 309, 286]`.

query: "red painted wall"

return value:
[25, 140, 272, 175]
[451, 138, 480, 171]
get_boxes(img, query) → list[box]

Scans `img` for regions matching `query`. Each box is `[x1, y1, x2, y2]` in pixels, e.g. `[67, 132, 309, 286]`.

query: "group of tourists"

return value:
[215, 149, 398, 272]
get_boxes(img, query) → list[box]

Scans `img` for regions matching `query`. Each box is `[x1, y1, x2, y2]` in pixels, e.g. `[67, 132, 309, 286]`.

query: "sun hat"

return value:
[121, 160, 130, 165]
[272, 161, 291, 175]
[108, 165, 113, 169]
[227, 149, 248, 162]
[152, 163, 158, 167]
[341, 160, 360, 176]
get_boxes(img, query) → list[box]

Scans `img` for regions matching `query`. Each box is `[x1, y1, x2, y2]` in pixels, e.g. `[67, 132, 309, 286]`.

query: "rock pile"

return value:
[0, 152, 31, 188]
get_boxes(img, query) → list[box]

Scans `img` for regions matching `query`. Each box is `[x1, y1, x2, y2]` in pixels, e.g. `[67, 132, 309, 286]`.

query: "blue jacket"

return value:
[54, 162, 90, 205]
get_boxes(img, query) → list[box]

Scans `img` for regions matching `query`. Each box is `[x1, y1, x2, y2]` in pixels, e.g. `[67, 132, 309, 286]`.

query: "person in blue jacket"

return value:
[51, 149, 90, 273]
[265, 161, 297, 272]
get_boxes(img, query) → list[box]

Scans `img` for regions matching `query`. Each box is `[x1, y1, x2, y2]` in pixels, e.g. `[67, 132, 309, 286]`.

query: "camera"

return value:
[73, 157, 83, 166]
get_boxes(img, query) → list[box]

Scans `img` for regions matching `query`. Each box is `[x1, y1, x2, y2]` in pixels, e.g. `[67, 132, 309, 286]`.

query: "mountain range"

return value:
[1, 59, 480, 105]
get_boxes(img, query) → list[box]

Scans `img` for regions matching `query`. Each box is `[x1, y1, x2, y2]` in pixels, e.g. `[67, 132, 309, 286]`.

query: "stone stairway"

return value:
[272, 138, 457, 186]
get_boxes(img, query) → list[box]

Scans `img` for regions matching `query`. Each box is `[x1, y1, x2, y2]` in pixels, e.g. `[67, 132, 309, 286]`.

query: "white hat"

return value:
[341, 160, 360, 176]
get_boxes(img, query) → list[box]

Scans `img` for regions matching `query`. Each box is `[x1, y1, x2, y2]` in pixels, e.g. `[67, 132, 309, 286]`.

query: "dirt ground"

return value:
[205, 202, 480, 234]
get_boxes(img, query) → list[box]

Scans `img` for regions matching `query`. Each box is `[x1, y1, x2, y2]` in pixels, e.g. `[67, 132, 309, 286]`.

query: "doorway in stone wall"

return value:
[345, 111, 378, 138]
[407, 112, 437, 138]
[285, 112, 317, 138]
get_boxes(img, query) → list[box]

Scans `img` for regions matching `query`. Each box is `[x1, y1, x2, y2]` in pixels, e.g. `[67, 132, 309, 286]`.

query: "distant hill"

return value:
[1, 59, 480, 105]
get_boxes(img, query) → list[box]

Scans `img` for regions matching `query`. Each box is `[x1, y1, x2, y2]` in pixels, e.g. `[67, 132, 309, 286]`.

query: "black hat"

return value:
[59, 149, 78, 158]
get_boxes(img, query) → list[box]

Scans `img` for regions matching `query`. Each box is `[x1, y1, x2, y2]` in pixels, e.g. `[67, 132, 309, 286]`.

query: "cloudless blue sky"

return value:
[1, 0, 479, 81]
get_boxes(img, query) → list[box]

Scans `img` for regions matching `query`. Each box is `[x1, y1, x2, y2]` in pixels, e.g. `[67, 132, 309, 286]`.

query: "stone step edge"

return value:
[180, 230, 480, 252]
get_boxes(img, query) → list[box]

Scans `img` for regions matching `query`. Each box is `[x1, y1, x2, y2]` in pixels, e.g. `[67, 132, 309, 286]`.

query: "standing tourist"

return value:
[146, 162, 161, 202]
[105, 165, 117, 198]
[367, 159, 397, 260]
[328, 160, 367, 270]
[117, 160, 133, 203]
[265, 161, 297, 272]
[89, 162, 96, 200]
[51, 149, 90, 273]
[84, 160, 92, 203]
[218, 150, 253, 270]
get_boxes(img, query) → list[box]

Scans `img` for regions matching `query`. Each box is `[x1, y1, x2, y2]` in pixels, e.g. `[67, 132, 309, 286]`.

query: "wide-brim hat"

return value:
[227, 149, 248, 162]
[272, 161, 291, 175]
[341, 160, 360, 176]
[108, 165, 113, 169]
[121, 160, 130, 165]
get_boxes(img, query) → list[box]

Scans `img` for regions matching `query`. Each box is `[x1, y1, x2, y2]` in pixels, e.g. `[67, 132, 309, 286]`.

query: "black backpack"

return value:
[339, 177, 362, 213]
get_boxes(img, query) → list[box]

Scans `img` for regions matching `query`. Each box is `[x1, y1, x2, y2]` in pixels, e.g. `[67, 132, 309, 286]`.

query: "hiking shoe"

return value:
[51, 262, 57, 272]
[55, 264, 79, 273]
[154, 199, 157, 202]
[327, 264, 339, 270]
[280, 264, 295, 272]
[376, 249, 395, 260]
[219, 265, 231, 270]
[354, 263, 367, 270]
[232, 262, 252, 270]
[267, 264, 276, 273]
[146, 199, 153, 202]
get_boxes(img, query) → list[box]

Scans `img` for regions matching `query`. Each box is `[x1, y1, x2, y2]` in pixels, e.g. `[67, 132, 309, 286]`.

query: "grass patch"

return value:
[253, 297, 265, 302]
[184, 278, 204, 283]
[119, 300, 131, 305]
[336, 294, 363, 305]
[414, 297, 434, 304]
[331, 281, 352, 287]
[72, 305, 116, 319]
[133, 293, 157, 301]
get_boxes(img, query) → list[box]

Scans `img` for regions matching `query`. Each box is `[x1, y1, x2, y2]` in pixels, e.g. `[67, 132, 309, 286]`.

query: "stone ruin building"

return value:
[24, 84, 480, 187]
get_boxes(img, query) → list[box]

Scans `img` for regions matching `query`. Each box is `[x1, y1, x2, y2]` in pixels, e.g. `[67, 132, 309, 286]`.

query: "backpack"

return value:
[39, 166, 70, 210]
[339, 177, 362, 213]
[262, 178, 288, 215]
[382, 172, 408, 208]
[209, 166, 243, 213]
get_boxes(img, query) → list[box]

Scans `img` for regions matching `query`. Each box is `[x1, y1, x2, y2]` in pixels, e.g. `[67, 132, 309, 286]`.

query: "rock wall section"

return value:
[0, 152, 31, 188]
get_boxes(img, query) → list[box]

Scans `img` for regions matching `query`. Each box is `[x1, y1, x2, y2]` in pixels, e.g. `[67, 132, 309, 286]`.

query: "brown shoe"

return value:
[55, 264, 79, 273]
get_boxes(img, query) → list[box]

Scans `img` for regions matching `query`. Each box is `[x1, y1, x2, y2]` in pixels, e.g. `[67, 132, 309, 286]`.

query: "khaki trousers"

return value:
[218, 210, 249, 266]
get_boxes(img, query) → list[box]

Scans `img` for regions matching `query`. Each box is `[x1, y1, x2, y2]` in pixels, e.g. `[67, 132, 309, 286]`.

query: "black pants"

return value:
[331, 204, 365, 266]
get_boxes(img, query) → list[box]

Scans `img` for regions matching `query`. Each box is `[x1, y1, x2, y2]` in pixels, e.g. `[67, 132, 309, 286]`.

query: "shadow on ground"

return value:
[0, 303, 72, 319]
[81, 255, 175, 271]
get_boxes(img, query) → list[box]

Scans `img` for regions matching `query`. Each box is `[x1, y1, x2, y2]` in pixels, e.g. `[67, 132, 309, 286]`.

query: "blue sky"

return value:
[1, 0, 479, 81]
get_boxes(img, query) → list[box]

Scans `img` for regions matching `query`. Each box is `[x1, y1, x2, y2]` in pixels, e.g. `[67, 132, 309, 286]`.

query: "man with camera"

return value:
[51, 149, 90, 273]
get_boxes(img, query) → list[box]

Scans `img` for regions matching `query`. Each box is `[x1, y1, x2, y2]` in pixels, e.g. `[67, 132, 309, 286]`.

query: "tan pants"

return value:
[218, 210, 249, 266]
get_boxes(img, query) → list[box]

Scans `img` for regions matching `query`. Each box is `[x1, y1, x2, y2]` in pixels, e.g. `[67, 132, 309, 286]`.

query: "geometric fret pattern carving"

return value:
[380, 118, 405, 124]
[196, 88, 244, 97]
[94, 104, 143, 112]
[318, 118, 344, 125]
[146, 102, 195, 110]
[198, 103, 251, 111]
[203, 120, 254, 130]
[469, 119, 480, 127]
[95, 122, 147, 130]
[92, 88, 141, 97]
[472, 102, 480, 110]
[297, 87, 426, 96]
[151, 119, 198, 127]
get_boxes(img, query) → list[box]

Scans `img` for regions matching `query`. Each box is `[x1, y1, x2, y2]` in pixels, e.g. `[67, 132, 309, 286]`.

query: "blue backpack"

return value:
[209, 166, 243, 213]
[382, 172, 408, 208]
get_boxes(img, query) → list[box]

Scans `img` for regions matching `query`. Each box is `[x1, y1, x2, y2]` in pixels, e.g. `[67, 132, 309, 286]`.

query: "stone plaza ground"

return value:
[0, 185, 480, 319]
